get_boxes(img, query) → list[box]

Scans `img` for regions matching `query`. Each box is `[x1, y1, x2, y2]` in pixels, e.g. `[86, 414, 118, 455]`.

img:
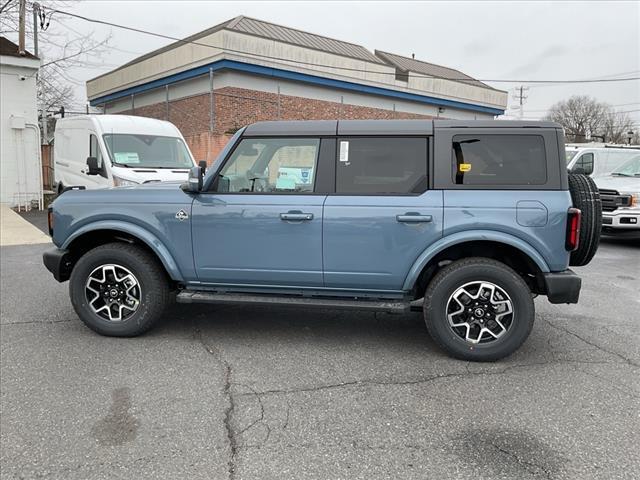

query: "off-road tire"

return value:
[568, 173, 601, 266]
[69, 243, 170, 336]
[423, 257, 535, 362]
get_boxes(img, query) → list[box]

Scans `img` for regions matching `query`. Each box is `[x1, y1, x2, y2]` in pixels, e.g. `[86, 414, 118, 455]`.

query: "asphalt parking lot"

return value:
[1, 215, 639, 479]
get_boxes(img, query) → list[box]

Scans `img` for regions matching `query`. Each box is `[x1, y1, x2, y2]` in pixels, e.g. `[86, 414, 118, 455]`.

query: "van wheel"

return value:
[69, 243, 170, 337]
[568, 173, 601, 266]
[423, 258, 534, 362]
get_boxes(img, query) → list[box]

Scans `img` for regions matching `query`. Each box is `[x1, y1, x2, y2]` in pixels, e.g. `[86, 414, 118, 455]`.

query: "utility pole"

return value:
[18, 0, 26, 55]
[513, 86, 529, 119]
[32, 2, 39, 57]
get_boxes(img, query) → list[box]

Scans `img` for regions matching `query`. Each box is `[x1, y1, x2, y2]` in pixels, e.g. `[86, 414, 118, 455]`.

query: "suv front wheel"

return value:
[423, 258, 534, 361]
[69, 243, 171, 336]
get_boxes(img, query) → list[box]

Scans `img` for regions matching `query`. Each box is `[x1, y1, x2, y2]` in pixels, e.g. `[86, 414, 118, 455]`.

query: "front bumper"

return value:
[602, 210, 640, 237]
[543, 270, 581, 304]
[43, 247, 72, 282]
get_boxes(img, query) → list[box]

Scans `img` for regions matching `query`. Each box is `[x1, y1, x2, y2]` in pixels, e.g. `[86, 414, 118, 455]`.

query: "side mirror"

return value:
[86, 157, 100, 175]
[181, 166, 203, 193]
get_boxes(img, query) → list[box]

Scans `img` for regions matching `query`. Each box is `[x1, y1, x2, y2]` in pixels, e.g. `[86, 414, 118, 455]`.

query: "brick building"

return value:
[86, 16, 507, 162]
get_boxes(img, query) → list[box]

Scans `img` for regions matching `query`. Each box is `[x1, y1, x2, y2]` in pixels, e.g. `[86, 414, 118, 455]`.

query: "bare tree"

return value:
[601, 110, 636, 144]
[545, 95, 639, 144]
[545, 95, 608, 142]
[0, 0, 110, 113]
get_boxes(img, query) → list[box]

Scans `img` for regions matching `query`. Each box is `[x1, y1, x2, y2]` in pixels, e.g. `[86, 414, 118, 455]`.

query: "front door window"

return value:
[215, 138, 320, 193]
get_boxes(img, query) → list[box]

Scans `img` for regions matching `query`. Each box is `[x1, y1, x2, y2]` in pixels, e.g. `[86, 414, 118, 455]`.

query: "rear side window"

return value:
[336, 137, 428, 194]
[452, 134, 547, 186]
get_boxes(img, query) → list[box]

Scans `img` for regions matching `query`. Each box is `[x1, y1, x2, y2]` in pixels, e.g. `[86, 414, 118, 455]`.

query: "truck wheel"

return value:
[69, 243, 170, 337]
[568, 173, 601, 266]
[423, 258, 535, 362]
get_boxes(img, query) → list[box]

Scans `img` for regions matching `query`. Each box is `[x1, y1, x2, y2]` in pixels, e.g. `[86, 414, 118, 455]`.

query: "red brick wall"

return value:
[115, 86, 436, 161]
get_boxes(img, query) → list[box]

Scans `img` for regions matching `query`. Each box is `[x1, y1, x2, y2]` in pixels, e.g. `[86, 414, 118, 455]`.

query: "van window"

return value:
[452, 134, 547, 186]
[89, 134, 107, 178]
[571, 153, 594, 175]
[215, 138, 320, 193]
[103, 134, 193, 169]
[335, 137, 428, 194]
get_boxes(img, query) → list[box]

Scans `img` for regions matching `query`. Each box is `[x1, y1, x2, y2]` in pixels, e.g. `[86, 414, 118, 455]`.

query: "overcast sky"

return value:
[42, 0, 640, 124]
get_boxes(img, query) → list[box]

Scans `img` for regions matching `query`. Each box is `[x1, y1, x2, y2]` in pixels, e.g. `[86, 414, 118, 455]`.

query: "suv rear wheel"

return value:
[423, 258, 534, 361]
[69, 243, 170, 336]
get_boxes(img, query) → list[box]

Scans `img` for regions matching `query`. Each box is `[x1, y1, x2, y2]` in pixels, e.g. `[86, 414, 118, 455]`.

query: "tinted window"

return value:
[336, 137, 428, 194]
[216, 138, 319, 193]
[452, 135, 547, 185]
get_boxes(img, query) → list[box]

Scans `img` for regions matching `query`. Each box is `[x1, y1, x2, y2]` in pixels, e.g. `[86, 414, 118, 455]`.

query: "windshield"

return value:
[103, 134, 194, 169]
[611, 156, 640, 176]
[565, 150, 580, 164]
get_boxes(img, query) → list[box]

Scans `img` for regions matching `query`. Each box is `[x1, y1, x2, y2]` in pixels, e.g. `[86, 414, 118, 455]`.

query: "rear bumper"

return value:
[543, 270, 581, 304]
[43, 247, 71, 282]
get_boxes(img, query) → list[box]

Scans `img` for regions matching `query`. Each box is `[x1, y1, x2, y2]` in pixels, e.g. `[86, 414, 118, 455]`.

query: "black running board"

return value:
[176, 291, 410, 313]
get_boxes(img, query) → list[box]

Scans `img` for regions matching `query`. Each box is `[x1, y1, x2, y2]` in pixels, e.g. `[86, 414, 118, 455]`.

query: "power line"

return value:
[46, 6, 640, 86]
[513, 102, 640, 113]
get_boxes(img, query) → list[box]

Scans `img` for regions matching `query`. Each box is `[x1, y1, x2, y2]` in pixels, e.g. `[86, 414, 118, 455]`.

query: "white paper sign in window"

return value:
[339, 141, 349, 163]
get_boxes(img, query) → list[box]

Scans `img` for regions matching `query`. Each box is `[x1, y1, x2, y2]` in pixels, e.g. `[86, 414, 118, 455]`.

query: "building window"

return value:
[336, 137, 428, 194]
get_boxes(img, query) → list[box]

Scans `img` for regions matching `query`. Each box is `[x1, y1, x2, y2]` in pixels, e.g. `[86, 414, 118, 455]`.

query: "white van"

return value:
[565, 144, 640, 178]
[54, 115, 197, 192]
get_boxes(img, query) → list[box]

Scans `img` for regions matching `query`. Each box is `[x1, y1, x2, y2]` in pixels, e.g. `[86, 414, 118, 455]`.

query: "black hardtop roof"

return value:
[243, 119, 562, 136]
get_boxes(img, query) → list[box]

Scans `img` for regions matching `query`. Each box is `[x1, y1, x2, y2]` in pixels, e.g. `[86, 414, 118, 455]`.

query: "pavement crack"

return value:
[543, 318, 639, 367]
[1, 319, 71, 326]
[490, 442, 553, 479]
[235, 383, 268, 441]
[238, 359, 628, 397]
[222, 364, 238, 480]
[282, 397, 291, 430]
[194, 322, 238, 480]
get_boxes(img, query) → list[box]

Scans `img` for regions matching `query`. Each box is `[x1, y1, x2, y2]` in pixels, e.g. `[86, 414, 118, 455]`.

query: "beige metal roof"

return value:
[375, 50, 491, 89]
[115, 15, 384, 73]
[228, 16, 384, 64]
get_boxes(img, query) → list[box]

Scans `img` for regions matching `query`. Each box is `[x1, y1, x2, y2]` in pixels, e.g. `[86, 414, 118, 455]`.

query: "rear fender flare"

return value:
[402, 230, 550, 291]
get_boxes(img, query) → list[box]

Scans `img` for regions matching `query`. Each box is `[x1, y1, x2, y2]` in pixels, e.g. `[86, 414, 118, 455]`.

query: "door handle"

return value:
[280, 212, 314, 221]
[396, 213, 433, 223]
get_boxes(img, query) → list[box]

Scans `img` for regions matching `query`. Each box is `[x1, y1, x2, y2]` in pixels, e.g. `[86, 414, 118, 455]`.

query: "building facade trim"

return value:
[90, 59, 504, 115]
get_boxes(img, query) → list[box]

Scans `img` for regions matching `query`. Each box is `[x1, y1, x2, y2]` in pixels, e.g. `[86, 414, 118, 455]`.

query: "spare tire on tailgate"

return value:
[568, 173, 602, 266]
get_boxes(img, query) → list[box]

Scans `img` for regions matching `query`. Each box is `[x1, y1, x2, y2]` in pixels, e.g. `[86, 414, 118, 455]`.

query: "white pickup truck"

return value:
[566, 145, 640, 237]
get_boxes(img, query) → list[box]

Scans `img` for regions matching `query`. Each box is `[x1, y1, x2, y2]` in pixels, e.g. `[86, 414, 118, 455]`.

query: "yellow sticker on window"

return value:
[459, 163, 472, 172]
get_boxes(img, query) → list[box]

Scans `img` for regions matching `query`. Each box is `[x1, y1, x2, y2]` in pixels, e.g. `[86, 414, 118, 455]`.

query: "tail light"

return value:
[566, 208, 581, 251]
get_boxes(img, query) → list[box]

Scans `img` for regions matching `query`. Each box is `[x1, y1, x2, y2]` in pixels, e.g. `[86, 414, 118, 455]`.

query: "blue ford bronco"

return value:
[43, 120, 601, 361]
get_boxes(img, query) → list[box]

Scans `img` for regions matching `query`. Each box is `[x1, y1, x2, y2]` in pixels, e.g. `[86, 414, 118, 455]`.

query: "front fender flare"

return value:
[61, 220, 184, 282]
[402, 230, 550, 291]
